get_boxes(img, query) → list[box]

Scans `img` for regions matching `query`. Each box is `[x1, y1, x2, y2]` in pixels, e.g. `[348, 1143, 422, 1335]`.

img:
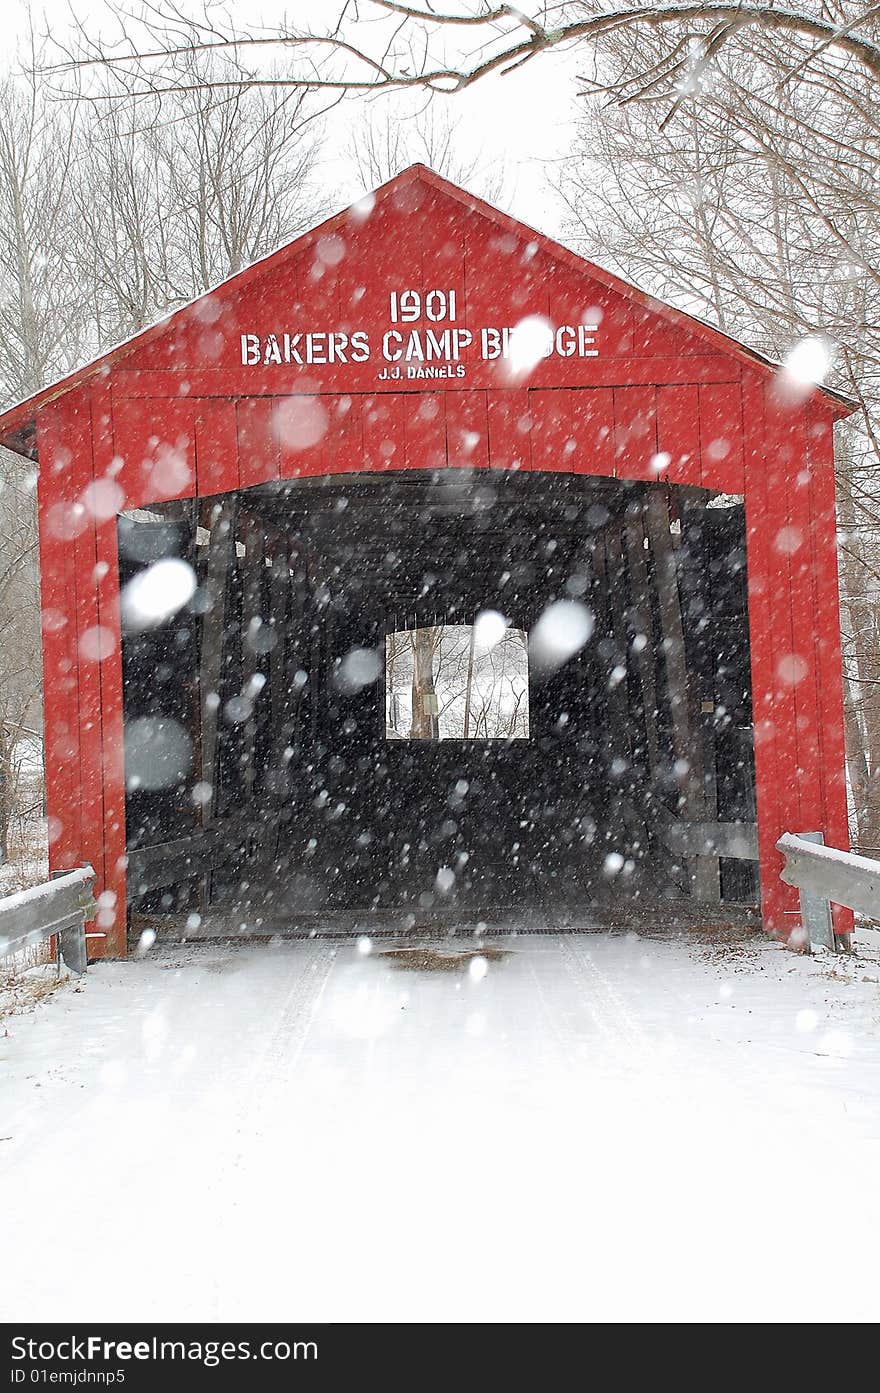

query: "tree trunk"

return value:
[410, 629, 439, 740]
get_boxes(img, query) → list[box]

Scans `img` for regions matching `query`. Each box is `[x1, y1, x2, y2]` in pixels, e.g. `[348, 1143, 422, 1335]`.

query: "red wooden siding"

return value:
[14, 165, 851, 956]
[404, 393, 447, 471]
[656, 384, 701, 487]
[90, 383, 127, 954]
[36, 402, 85, 878]
[487, 392, 531, 472]
[196, 400, 239, 495]
[36, 389, 128, 956]
[805, 406, 854, 936]
[113, 398, 197, 510]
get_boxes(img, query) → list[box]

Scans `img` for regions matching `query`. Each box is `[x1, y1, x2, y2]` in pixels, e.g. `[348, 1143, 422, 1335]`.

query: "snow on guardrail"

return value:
[777, 833, 878, 948]
[0, 866, 97, 974]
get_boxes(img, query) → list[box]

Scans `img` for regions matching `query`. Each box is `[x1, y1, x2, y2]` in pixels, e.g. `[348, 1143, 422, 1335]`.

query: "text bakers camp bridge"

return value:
[0, 167, 856, 956]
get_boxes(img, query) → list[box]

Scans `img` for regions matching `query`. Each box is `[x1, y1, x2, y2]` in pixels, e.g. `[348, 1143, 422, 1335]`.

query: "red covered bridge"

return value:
[0, 166, 855, 955]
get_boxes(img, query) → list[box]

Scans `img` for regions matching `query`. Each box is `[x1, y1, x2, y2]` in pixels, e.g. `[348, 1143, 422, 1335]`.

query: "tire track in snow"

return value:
[228, 941, 337, 1149]
[557, 935, 651, 1059]
[195, 942, 339, 1314]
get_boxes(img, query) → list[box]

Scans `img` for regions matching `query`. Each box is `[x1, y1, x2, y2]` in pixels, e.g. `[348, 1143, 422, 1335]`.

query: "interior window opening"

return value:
[385, 619, 530, 742]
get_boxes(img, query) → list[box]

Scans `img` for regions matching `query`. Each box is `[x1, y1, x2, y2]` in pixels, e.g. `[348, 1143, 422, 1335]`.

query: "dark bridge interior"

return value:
[119, 470, 759, 936]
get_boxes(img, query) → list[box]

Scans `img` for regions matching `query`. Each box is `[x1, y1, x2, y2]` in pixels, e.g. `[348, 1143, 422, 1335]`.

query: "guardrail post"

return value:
[794, 832, 835, 953]
[51, 869, 88, 976]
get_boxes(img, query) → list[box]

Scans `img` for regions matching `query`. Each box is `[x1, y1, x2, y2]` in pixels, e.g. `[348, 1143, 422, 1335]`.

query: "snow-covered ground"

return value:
[2, 928, 879, 1323]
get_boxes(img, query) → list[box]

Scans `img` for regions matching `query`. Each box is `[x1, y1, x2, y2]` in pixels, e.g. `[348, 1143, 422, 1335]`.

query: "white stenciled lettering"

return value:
[390, 289, 458, 323]
[405, 330, 424, 362]
[308, 332, 327, 365]
[350, 331, 370, 362]
[481, 327, 502, 360]
[328, 332, 349, 363]
[425, 329, 451, 360]
[241, 334, 260, 366]
[238, 308, 598, 370]
[555, 326, 576, 358]
[383, 330, 403, 361]
[578, 324, 599, 357]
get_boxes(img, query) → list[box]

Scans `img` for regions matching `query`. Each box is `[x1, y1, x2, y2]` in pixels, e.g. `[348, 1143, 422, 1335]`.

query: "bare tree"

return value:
[0, 47, 329, 879]
[69, 54, 328, 344]
[387, 622, 529, 739]
[410, 626, 442, 739]
[349, 103, 507, 202]
[0, 451, 41, 865]
[0, 76, 84, 402]
[554, 29, 880, 848]
[45, 3, 880, 103]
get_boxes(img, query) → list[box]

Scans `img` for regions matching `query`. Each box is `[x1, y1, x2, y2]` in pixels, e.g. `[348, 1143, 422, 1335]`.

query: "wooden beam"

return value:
[199, 500, 236, 826]
[680, 493, 721, 901]
[267, 540, 291, 769]
[240, 519, 265, 804]
[659, 820, 759, 862]
[642, 489, 716, 900]
[603, 521, 650, 858]
[126, 817, 275, 896]
[623, 512, 661, 780]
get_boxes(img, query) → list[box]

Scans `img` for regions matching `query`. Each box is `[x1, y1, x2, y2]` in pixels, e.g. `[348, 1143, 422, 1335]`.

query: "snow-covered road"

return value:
[2, 930, 879, 1323]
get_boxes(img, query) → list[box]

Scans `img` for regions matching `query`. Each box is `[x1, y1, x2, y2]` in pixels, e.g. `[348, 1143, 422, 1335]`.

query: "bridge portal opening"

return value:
[119, 469, 758, 936]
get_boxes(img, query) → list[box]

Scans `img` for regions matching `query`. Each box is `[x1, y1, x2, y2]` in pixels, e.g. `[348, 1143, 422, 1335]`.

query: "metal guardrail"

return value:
[0, 866, 97, 975]
[776, 832, 872, 950]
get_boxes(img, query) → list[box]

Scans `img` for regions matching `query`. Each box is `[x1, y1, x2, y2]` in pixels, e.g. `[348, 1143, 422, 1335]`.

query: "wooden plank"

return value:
[60, 392, 110, 941]
[445, 391, 489, 469]
[196, 399, 239, 495]
[35, 401, 84, 876]
[361, 394, 406, 472]
[661, 821, 759, 861]
[240, 519, 265, 803]
[783, 410, 823, 836]
[528, 389, 576, 473]
[238, 397, 280, 489]
[741, 372, 787, 936]
[528, 389, 616, 477]
[623, 511, 660, 779]
[699, 382, 745, 494]
[643, 490, 695, 787]
[111, 398, 196, 509]
[656, 383, 701, 486]
[126, 818, 271, 895]
[762, 385, 803, 933]
[198, 500, 236, 824]
[604, 521, 650, 857]
[324, 394, 364, 474]
[805, 404, 854, 936]
[613, 386, 658, 480]
[588, 534, 628, 852]
[267, 541, 291, 769]
[281, 547, 309, 754]
[680, 491, 721, 902]
[90, 381, 128, 954]
[404, 393, 447, 471]
[642, 488, 713, 898]
[486, 390, 531, 472]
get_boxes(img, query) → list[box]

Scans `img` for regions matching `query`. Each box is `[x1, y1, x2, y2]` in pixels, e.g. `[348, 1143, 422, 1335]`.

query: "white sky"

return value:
[8, 0, 584, 238]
